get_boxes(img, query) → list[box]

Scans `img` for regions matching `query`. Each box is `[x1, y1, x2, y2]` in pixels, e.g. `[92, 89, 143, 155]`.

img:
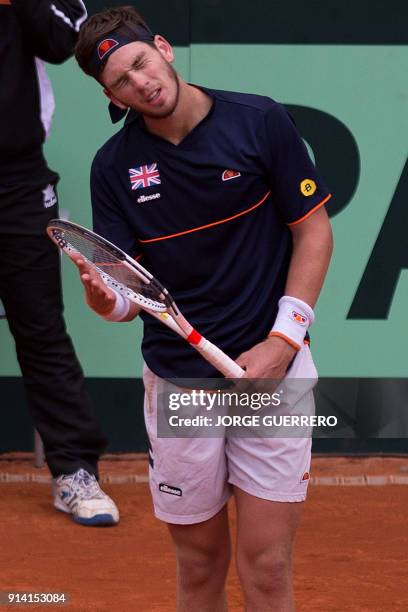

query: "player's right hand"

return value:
[68, 252, 117, 317]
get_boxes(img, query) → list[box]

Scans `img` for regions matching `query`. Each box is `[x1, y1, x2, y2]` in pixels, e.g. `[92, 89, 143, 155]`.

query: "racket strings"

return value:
[51, 227, 165, 307]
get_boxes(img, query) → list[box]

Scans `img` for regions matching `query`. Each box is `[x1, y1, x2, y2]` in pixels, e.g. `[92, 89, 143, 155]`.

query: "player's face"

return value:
[102, 38, 180, 119]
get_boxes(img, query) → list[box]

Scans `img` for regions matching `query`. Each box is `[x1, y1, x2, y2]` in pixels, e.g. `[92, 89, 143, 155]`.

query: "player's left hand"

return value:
[236, 335, 298, 379]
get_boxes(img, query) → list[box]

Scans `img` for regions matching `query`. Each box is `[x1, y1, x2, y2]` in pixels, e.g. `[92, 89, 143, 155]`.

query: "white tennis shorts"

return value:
[143, 344, 318, 525]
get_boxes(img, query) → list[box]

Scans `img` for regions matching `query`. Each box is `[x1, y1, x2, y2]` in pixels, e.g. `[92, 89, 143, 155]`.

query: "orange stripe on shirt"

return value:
[287, 194, 332, 227]
[0, 1, 11, 5]
[139, 191, 271, 244]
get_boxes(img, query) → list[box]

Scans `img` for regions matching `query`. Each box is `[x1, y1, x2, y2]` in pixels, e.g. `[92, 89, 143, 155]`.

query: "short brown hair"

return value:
[75, 6, 153, 76]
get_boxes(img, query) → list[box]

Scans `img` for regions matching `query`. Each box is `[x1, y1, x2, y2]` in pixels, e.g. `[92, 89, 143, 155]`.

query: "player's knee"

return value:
[238, 548, 291, 595]
[176, 542, 230, 589]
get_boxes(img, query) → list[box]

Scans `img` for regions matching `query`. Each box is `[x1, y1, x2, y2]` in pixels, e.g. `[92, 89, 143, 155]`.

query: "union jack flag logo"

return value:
[128, 163, 161, 190]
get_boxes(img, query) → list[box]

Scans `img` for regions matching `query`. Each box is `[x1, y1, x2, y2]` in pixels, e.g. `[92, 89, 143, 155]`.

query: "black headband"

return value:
[87, 23, 154, 81]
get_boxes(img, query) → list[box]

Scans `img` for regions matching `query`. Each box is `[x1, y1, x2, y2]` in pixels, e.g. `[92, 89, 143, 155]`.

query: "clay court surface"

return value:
[0, 455, 407, 611]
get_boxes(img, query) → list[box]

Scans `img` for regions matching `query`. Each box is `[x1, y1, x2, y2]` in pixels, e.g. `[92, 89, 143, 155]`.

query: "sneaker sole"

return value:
[73, 513, 118, 527]
[54, 504, 118, 526]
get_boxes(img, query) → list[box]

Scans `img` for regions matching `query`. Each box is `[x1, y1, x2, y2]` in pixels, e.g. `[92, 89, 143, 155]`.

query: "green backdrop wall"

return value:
[1, 1, 407, 451]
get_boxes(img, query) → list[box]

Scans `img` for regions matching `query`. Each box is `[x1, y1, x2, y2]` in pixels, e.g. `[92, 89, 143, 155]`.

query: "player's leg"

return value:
[227, 344, 317, 609]
[167, 506, 231, 612]
[143, 364, 232, 610]
[234, 488, 303, 611]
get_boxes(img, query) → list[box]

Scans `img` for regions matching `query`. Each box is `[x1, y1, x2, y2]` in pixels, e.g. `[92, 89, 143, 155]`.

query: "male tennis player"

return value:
[72, 6, 333, 610]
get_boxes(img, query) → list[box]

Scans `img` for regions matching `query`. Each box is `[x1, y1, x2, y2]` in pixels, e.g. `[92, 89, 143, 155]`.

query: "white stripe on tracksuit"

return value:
[50, 0, 87, 32]
[34, 59, 55, 140]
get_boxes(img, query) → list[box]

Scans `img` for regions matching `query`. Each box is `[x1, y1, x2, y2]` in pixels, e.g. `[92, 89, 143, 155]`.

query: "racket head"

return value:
[47, 219, 169, 312]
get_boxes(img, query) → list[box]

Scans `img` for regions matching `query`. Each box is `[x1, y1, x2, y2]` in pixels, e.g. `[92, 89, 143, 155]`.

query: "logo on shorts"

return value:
[291, 311, 308, 326]
[42, 184, 57, 208]
[300, 471, 310, 483]
[98, 39, 119, 60]
[300, 179, 317, 196]
[159, 483, 182, 497]
[222, 169, 241, 181]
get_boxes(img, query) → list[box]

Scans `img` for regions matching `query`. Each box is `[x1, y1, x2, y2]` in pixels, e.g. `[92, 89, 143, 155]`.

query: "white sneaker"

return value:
[53, 468, 119, 526]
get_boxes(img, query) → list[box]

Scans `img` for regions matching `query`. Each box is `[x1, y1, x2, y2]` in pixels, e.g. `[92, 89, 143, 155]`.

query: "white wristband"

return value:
[101, 289, 131, 322]
[269, 296, 315, 350]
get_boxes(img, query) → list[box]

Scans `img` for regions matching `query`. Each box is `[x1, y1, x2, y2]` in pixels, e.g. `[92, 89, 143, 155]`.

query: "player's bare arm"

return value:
[237, 207, 333, 378]
[69, 252, 140, 321]
[285, 206, 333, 307]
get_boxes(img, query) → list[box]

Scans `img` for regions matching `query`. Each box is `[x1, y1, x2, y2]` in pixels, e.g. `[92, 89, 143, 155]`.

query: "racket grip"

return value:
[196, 338, 245, 378]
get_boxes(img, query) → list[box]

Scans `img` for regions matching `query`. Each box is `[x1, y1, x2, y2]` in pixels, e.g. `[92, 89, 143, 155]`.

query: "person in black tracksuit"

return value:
[0, 0, 119, 526]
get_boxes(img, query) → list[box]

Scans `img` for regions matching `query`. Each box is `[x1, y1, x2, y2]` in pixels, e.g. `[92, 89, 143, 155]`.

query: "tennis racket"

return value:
[47, 219, 244, 378]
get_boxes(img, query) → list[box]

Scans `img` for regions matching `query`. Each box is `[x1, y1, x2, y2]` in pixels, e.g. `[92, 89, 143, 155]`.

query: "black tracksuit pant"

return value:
[0, 177, 107, 478]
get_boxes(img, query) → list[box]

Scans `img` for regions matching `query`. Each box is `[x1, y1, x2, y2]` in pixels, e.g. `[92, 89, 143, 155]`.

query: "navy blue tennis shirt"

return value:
[91, 87, 331, 378]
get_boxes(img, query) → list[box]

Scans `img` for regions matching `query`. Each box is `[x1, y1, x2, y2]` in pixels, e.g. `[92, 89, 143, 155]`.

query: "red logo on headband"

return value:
[98, 38, 119, 60]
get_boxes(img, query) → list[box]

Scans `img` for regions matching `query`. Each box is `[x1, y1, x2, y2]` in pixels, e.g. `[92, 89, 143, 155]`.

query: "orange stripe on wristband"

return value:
[268, 331, 301, 351]
[187, 329, 202, 345]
